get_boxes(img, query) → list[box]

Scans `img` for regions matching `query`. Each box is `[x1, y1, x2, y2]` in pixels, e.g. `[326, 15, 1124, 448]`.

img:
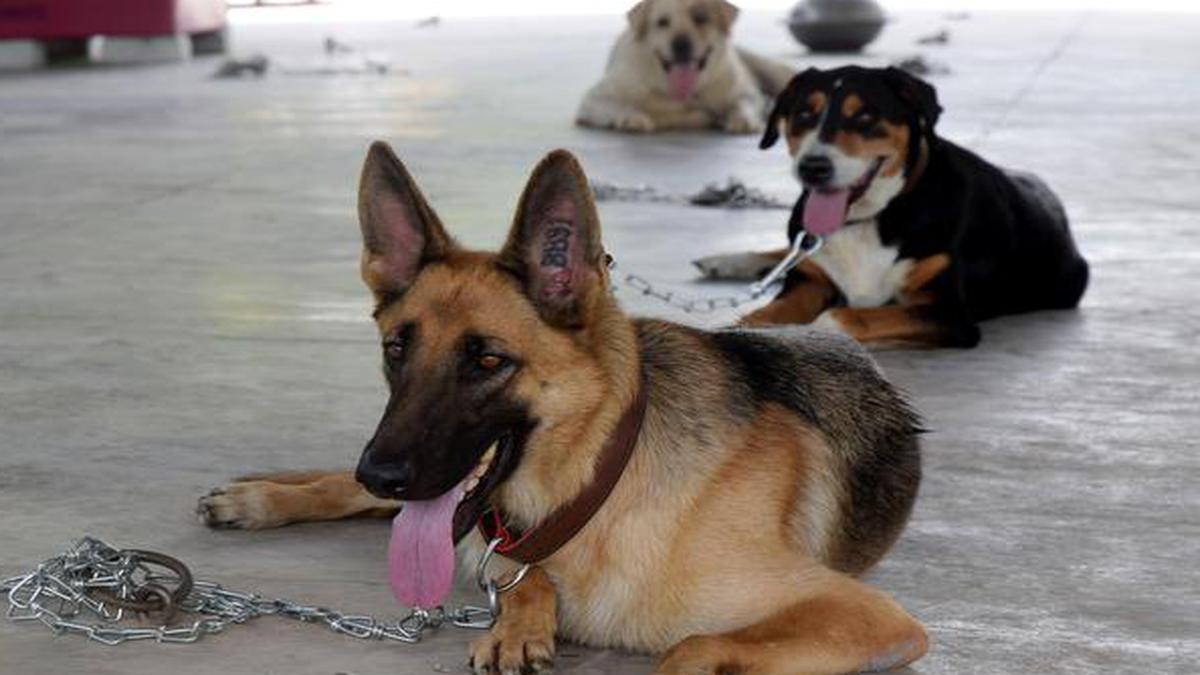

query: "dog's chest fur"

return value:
[813, 221, 912, 307]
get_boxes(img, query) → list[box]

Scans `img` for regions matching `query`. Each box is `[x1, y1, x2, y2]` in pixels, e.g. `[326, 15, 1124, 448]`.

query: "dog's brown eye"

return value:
[478, 354, 505, 371]
[693, 12, 709, 25]
[384, 340, 404, 360]
[657, 16, 670, 28]
[851, 111, 877, 126]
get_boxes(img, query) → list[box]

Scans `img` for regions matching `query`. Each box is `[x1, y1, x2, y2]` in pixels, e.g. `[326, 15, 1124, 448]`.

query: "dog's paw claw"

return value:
[197, 494, 242, 529]
[470, 628, 555, 675]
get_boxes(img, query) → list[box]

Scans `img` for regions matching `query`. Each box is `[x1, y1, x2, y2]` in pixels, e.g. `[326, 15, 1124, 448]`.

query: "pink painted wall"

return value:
[0, 0, 226, 40]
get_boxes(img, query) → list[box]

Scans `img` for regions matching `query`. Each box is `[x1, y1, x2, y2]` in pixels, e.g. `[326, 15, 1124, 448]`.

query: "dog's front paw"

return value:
[469, 617, 555, 674]
[196, 482, 285, 530]
[613, 111, 656, 133]
[722, 108, 763, 135]
[810, 309, 850, 335]
[692, 252, 777, 281]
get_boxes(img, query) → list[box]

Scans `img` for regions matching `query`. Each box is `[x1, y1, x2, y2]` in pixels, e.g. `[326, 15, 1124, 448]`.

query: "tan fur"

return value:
[199, 145, 926, 674]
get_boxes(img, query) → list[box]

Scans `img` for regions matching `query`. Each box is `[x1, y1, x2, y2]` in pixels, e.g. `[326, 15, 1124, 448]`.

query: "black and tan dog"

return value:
[694, 66, 1090, 348]
[198, 142, 928, 674]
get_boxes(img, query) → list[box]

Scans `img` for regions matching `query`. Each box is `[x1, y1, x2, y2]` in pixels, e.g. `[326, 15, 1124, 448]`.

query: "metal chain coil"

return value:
[1, 537, 509, 646]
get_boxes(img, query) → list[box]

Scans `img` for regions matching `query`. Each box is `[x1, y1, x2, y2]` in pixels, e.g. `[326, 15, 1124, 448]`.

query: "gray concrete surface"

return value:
[2, 8, 1198, 675]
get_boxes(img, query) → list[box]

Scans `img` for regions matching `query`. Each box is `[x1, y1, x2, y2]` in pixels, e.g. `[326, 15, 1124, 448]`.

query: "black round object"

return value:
[788, 0, 886, 53]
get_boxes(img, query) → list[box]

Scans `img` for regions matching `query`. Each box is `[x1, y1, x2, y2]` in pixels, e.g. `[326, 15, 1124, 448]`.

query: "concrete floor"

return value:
[2, 7, 1199, 675]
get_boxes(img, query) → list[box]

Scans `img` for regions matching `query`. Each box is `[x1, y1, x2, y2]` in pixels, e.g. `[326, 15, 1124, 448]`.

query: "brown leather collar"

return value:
[478, 370, 648, 565]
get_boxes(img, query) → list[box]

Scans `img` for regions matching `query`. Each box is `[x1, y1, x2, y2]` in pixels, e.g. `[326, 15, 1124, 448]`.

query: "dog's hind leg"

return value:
[655, 571, 927, 675]
[197, 471, 398, 530]
[812, 304, 980, 349]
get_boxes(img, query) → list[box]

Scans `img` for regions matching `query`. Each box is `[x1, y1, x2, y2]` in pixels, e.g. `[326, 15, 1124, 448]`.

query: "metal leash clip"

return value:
[750, 232, 823, 298]
[468, 537, 532, 627]
[610, 231, 823, 314]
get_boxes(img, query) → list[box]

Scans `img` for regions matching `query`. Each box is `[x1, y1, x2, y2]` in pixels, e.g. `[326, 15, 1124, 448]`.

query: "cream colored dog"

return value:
[576, 0, 794, 134]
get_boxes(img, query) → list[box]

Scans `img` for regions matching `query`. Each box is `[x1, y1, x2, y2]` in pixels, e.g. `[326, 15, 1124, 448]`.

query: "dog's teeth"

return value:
[464, 442, 500, 493]
[474, 443, 498, 473]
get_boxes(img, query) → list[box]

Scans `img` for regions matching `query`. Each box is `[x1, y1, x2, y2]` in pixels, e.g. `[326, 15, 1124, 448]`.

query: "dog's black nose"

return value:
[798, 155, 834, 186]
[671, 34, 693, 62]
[355, 455, 412, 498]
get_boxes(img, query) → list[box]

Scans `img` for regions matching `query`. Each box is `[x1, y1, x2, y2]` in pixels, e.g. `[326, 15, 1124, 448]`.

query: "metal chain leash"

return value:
[970, 11, 1092, 151]
[612, 232, 823, 314]
[591, 178, 790, 210]
[1, 536, 516, 646]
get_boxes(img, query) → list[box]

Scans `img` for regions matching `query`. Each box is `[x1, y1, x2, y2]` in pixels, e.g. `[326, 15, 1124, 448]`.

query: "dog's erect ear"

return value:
[357, 141, 455, 302]
[760, 67, 820, 150]
[497, 150, 607, 329]
[716, 1, 739, 33]
[627, 0, 650, 39]
[882, 67, 942, 134]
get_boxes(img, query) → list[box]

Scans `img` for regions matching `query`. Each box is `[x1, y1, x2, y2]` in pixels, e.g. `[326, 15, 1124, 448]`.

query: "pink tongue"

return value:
[387, 480, 467, 608]
[803, 189, 852, 236]
[667, 63, 700, 100]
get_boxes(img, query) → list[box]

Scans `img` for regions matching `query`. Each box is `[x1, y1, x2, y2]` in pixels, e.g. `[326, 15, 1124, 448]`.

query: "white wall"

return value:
[320, 0, 1200, 18]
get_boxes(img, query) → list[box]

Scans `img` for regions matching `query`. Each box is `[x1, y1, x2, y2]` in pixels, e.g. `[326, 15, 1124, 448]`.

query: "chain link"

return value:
[591, 178, 790, 210]
[612, 232, 823, 314]
[1, 537, 508, 646]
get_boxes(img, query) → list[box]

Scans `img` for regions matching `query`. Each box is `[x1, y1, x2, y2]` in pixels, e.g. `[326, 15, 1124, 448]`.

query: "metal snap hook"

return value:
[475, 537, 531, 595]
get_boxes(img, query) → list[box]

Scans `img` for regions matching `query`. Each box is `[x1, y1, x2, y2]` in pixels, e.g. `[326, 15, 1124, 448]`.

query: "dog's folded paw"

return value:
[613, 111, 656, 133]
[809, 309, 849, 335]
[469, 623, 555, 674]
[196, 482, 285, 530]
[692, 252, 775, 281]
[723, 109, 764, 135]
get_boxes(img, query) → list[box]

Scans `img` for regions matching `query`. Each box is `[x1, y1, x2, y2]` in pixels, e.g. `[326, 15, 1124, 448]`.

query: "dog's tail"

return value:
[736, 47, 795, 99]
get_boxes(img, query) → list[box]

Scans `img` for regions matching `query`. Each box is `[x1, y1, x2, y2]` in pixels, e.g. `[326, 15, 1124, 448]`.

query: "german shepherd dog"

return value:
[198, 142, 929, 674]
[693, 66, 1090, 348]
